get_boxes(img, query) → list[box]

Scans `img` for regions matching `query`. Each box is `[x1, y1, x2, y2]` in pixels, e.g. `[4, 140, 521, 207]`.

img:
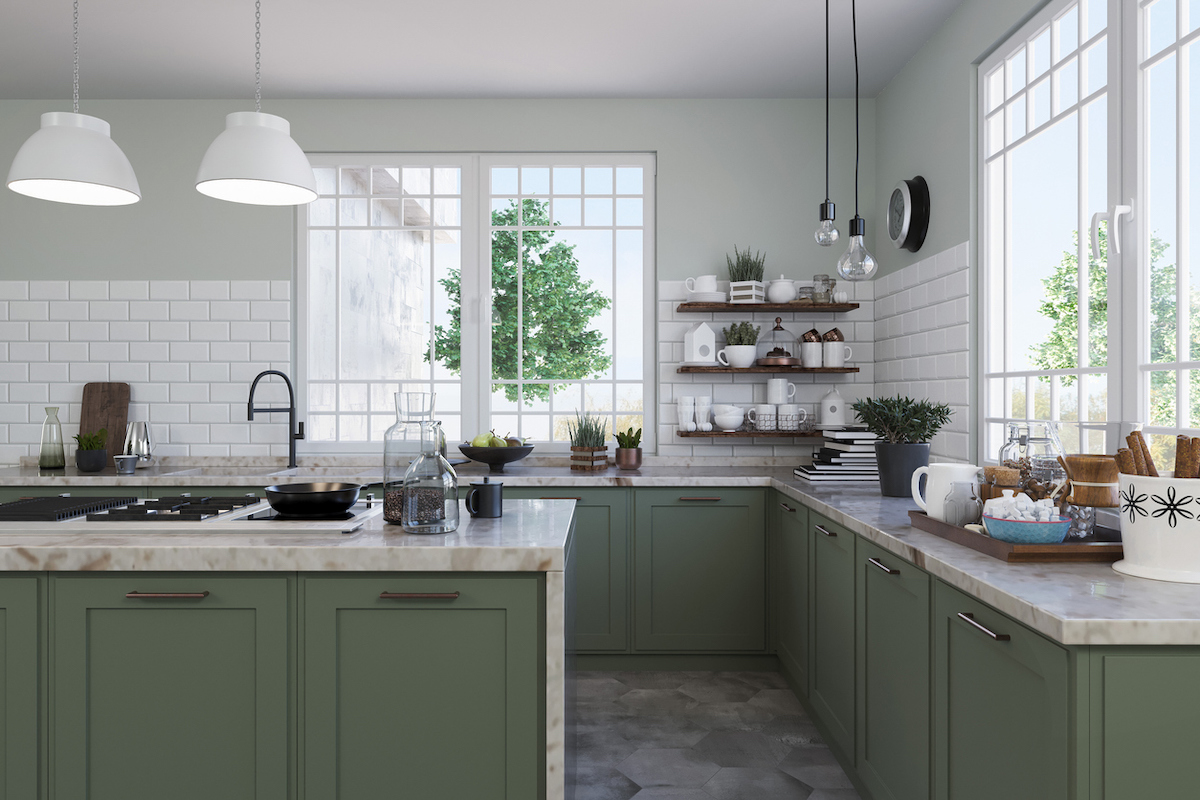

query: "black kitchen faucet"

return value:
[247, 370, 305, 469]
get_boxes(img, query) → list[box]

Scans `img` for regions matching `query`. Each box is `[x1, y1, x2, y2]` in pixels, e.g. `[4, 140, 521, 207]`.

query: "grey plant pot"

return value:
[75, 449, 107, 473]
[875, 442, 931, 498]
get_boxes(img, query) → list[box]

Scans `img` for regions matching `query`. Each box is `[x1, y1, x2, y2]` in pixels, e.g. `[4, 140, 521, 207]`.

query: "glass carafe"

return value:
[383, 393, 427, 495]
[39, 406, 66, 469]
[394, 420, 458, 534]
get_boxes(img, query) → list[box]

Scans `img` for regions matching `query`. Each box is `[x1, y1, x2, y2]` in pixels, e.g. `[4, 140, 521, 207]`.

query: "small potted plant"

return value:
[614, 427, 643, 471]
[851, 396, 952, 497]
[727, 245, 766, 303]
[73, 428, 108, 473]
[719, 322, 761, 369]
[568, 413, 609, 471]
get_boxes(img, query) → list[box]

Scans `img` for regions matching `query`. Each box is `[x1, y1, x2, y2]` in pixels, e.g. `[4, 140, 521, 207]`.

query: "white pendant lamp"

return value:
[196, 0, 316, 206]
[7, 1, 140, 206]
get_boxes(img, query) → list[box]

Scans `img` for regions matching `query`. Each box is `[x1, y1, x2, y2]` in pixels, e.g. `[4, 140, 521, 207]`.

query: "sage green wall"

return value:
[872, 0, 1047, 276]
[0, 99, 875, 282]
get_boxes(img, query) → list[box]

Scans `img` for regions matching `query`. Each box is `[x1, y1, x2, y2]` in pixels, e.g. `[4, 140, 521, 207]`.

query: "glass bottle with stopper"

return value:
[756, 318, 799, 366]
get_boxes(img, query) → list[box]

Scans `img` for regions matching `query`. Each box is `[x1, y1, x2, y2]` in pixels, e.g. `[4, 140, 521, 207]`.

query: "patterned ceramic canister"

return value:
[1115, 474, 1200, 584]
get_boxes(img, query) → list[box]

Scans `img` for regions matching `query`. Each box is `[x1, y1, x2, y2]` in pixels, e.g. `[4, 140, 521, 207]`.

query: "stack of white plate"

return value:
[688, 291, 727, 303]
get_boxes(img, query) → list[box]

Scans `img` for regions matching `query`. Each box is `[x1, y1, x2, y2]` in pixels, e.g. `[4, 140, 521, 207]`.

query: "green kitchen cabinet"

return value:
[0, 576, 41, 800]
[809, 512, 856, 758]
[773, 493, 810, 693]
[633, 488, 766, 651]
[856, 538, 931, 800]
[506, 488, 628, 651]
[301, 574, 542, 800]
[50, 574, 290, 800]
[933, 580, 1071, 800]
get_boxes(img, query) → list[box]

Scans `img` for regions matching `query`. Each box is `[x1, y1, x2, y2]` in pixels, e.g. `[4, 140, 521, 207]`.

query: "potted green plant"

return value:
[719, 321, 761, 369]
[568, 413, 609, 471]
[726, 245, 766, 303]
[73, 428, 108, 473]
[851, 396, 952, 497]
[614, 427, 643, 471]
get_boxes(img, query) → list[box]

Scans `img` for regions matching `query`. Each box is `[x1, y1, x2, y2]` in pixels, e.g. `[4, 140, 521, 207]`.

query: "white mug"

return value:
[746, 404, 777, 431]
[912, 463, 982, 523]
[718, 345, 758, 369]
[801, 341, 823, 368]
[776, 404, 808, 431]
[766, 379, 796, 405]
[823, 342, 852, 368]
[686, 274, 719, 293]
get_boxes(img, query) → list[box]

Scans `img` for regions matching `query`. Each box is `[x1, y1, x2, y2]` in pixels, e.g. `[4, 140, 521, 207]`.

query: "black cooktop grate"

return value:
[0, 496, 141, 521]
[85, 495, 263, 522]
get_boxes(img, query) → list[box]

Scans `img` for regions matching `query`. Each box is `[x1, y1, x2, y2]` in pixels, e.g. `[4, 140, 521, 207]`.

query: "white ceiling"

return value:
[0, 0, 964, 100]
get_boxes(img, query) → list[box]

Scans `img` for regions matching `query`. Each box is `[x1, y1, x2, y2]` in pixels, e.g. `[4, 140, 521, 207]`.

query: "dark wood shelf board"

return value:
[676, 302, 859, 313]
[676, 366, 859, 374]
[676, 431, 824, 439]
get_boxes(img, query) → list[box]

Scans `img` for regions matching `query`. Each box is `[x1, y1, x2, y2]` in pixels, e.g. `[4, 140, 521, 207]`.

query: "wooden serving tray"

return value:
[908, 510, 1124, 563]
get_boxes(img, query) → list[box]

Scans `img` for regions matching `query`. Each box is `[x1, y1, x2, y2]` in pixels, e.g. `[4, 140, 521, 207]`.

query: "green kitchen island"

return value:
[0, 497, 576, 800]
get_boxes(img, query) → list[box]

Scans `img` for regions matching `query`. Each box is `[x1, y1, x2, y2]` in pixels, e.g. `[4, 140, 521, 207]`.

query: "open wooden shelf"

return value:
[676, 430, 823, 439]
[677, 301, 859, 313]
[677, 365, 859, 374]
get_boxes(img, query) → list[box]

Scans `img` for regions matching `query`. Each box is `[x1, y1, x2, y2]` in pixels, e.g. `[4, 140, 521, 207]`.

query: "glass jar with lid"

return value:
[396, 419, 459, 534]
[756, 318, 799, 366]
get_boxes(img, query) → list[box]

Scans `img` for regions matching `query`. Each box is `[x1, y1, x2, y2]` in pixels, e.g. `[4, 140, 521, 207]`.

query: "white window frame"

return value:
[295, 153, 656, 455]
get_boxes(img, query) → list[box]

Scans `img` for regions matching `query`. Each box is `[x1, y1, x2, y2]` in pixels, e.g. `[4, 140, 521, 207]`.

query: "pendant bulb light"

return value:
[815, 0, 838, 246]
[836, 0, 877, 281]
[196, 0, 316, 206]
[6, 1, 140, 206]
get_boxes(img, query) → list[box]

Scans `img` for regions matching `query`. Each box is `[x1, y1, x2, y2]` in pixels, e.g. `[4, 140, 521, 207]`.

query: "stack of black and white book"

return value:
[794, 428, 880, 482]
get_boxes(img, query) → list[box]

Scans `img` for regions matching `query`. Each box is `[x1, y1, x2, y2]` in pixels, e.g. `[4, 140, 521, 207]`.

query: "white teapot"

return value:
[766, 275, 798, 303]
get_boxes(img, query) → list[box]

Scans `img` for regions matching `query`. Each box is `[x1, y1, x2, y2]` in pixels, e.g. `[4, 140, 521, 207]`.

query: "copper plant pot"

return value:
[615, 447, 643, 471]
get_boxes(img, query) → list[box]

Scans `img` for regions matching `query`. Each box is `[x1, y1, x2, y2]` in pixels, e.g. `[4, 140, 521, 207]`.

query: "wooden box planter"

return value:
[729, 280, 765, 304]
[570, 446, 609, 471]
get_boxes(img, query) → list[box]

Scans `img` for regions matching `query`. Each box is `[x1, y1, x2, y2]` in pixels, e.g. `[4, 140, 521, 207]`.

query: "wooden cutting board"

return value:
[79, 383, 130, 468]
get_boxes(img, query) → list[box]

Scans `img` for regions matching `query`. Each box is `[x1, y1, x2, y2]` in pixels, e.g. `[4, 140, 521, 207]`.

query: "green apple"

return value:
[470, 432, 493, 447]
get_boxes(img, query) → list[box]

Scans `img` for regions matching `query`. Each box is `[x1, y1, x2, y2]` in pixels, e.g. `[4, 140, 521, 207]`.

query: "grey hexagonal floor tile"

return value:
[778, 746, 855, 789]
[572, 764, 642, 800]
[807, 790, 862, 800]
[577, 730, 638, 767]
[761, 714, 824, 748]
[617, 689, 701, 715]
[614, 671, 701, 691]
[702, 767, 815, 799]
[629, 789, 714, 800]
[683, 700, 775, 731]
[679, 675, 760, 704]
[747, 688, 806, 716]
[577, 673, 634, 703]
[692, 730, 792, 768]
[617, 748, 721, 788]
[718, 670, 789, 690]
[616, 714, 710, 749]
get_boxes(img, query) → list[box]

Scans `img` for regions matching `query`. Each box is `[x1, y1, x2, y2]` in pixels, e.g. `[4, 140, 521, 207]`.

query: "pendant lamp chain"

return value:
[72, 0, 79, 113]
[254, 0, 262, 112]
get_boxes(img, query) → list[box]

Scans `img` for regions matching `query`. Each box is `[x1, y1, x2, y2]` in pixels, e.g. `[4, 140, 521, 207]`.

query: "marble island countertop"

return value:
[3, 460, 1200, 645]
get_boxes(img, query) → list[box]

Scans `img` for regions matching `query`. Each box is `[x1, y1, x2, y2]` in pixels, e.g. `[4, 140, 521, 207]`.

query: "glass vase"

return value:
[398, 420, 459, 534]
[39, 406, 66, 469]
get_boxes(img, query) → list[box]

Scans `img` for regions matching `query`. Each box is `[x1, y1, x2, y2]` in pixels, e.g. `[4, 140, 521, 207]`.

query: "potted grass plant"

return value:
[726, 245, 766, 303]
[73, 428, 108, 473]
[568, 413, 609, 471]
[851, 396, 952, 497]
[719, 322, 761, 369]
[614, 427, 643, 471]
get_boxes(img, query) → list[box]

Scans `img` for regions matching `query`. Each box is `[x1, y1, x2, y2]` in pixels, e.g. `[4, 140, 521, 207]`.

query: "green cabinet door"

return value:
[51, 574, 289, 800]
[774, 495, 810, 693]
[301, 574, 542, 800]
[633, 488, 766, 652]
[809, 513, 856, 757]
[0, 576, 40, 800]
[507, 488, 628, 651]
[856, 539, 930, 800]
[933, 580, 1071, 800]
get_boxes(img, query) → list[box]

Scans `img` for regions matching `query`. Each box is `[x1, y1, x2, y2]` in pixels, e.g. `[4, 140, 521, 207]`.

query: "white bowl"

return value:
[713, 412, 744, 432]
[1115, 474, 1200, 583]
[711, 404, 740, 415]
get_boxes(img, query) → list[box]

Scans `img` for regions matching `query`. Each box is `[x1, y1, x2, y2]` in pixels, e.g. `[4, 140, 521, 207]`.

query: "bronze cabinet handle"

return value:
[779, 502, 796, 513]
[380, 592, 460, 600]
[815, 524, 837, 537]
[868, 557, 900, 575]
[539, 497, 583, 501]
[126, 591, 210, 599]
[956, 612, 1010, 641]
[679, 497, 722, 501]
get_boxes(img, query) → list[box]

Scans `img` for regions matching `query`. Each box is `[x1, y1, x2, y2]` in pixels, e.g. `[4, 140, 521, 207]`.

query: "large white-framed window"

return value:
[296, 153, 655, 453]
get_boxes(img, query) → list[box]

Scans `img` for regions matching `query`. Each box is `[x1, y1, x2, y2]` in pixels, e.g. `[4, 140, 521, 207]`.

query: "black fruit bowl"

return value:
[457, 444, 534, 473]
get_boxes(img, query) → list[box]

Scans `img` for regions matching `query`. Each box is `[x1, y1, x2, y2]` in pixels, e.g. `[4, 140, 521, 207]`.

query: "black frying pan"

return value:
[264, 482, 362, 518]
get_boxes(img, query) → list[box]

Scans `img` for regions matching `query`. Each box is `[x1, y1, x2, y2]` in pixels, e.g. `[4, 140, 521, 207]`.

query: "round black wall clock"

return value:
[888, 175, 930, 253]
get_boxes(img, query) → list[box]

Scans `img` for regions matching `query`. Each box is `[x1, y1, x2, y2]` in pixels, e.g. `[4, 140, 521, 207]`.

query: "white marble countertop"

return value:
[4, 461, 1200, 645]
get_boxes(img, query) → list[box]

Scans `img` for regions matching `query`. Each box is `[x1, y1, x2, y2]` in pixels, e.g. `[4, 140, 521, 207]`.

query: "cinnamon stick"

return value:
[1191, 438, 1200, 477]
[1127, 435, 1148, 475]
[1177, 435, 1196, 478]
[1136, 431, 1159, 476]
[1116, 448, 1138, 475]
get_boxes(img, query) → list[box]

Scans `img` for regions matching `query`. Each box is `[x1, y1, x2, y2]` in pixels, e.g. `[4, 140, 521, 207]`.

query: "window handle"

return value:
[1091, 202, 1133, 260]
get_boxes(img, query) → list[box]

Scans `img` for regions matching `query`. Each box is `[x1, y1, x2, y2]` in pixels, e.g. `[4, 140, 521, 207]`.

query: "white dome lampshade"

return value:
[7, 112, 141, 206]
[196, 111, 317, 206]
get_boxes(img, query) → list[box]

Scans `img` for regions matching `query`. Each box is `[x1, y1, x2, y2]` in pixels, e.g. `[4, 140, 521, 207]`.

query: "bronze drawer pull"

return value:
[679, 496, 722, 501]
[956, 612, 1010, 641]
[779, 502, 796, 513]
[539, 497, 583, 501]
[815, 524, 837, 537]
[380, 592, 460, 600]
[868, 557, 899, 575]
[126, 591, 210, 599]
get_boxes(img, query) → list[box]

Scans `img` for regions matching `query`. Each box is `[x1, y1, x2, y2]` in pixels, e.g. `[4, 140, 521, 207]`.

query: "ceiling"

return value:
[0, 0, 965, 100]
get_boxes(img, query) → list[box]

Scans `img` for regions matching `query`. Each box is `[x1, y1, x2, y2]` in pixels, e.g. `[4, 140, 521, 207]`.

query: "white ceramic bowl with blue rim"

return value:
[1114, 474, 1200, 583]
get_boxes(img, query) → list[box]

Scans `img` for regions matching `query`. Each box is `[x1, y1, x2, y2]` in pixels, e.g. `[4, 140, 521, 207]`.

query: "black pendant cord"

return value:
[852, 0, 860, 220]
[824, 0, 830, 203]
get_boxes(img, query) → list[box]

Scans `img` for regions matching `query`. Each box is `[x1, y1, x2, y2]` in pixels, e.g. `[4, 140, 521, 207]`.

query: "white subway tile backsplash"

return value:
[110, 321, 150, 341]
[210, 301, 251, 321]
[150, 362, 189, 383]
[10, 342, 48, 362]
[231, 321, 271, 341]
[29, 282, 69, 301]
[129, 301, 170, 321]
[109, 281, 150, 301]
[150, 281, 189, 300]
[69, 363, 109, 382]
[191, 362, 230, 383]
[49, 301, 89, 321]
[170, 342, 210, 362]
[110, 363, 150, 384]
[149, 321, 189, 341]
[130, 341, 170, 361]
[170, 383, 209, 403]
[69, 281, 109, 300]
[212, 342, 251, 362]
[190, 281, 231, 301]
[151, 404, 190, 423]
[231, 281, 270, 300]
[89, 342, 128, 362]
[270, 322, 290, 341]
[68, 321, 108, 341]
[10, 301, 48, 321]
[169, 301, 209, 321]
[191, 321, 231, 341]
[271, 281, 290, 301]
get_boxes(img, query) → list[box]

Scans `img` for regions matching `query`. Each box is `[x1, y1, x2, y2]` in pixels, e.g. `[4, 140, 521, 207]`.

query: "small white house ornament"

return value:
[683, 322, 718, 364]
[819, 387, 847, 427]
